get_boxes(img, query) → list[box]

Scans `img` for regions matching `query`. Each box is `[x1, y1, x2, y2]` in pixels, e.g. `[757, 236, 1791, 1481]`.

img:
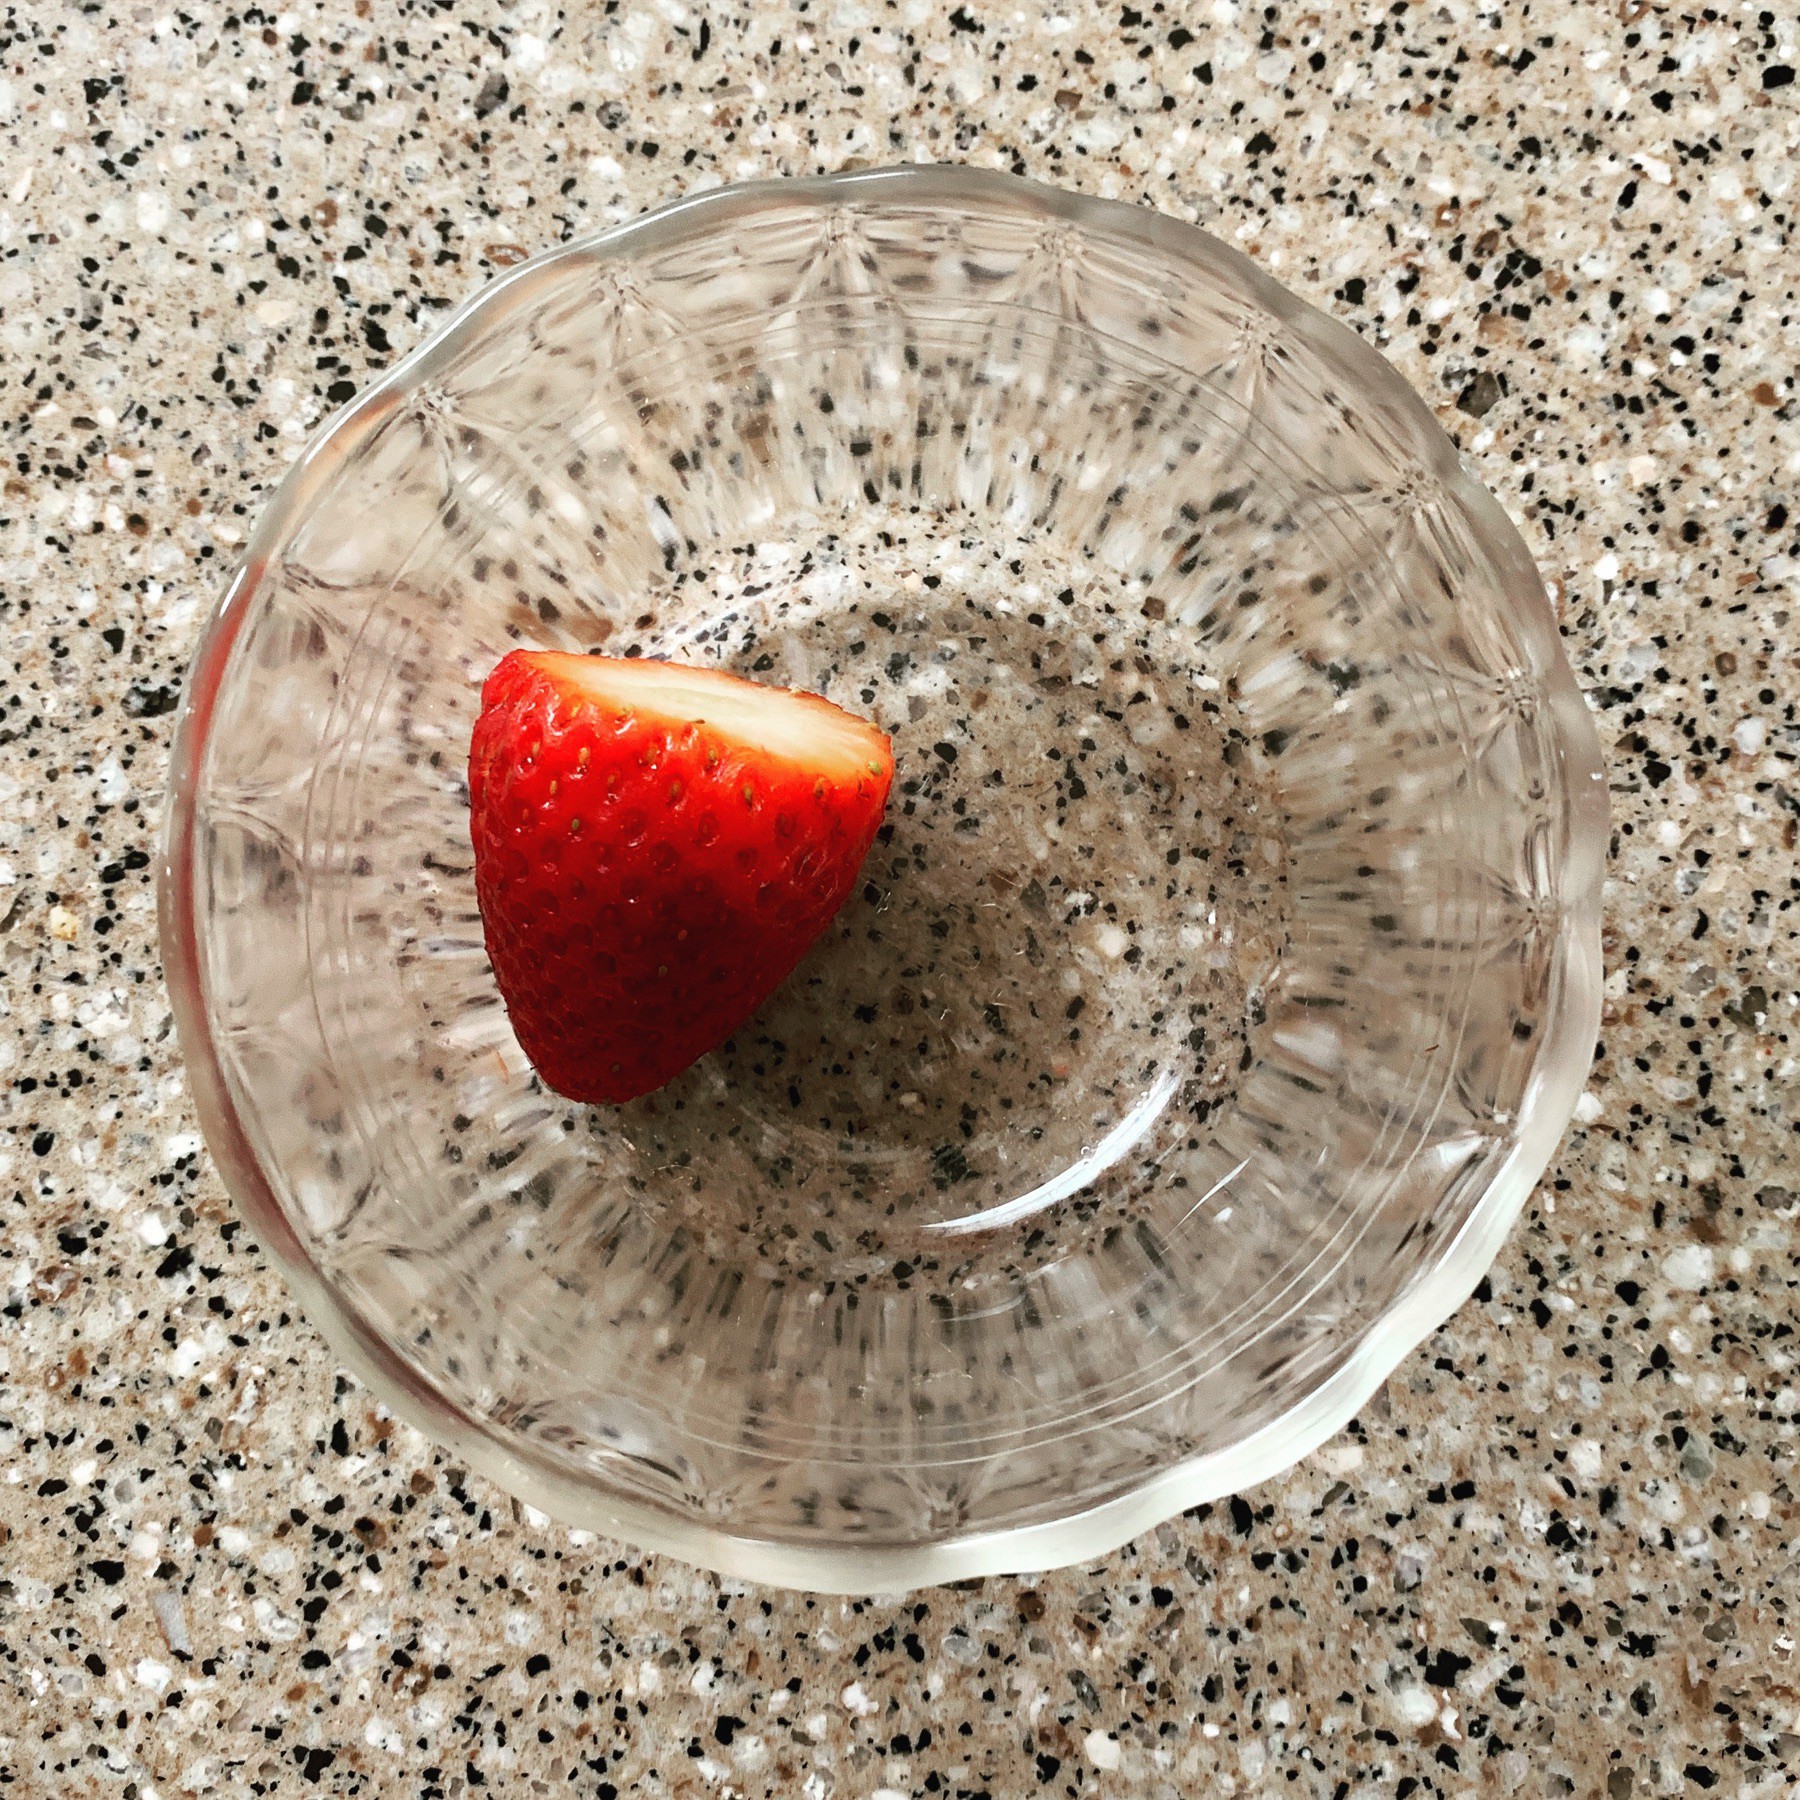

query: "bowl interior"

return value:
[169, 169, 1604, 1581]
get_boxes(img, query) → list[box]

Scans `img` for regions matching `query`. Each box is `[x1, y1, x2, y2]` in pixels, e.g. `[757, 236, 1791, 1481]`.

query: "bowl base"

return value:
[593, 506, 1289, 1268]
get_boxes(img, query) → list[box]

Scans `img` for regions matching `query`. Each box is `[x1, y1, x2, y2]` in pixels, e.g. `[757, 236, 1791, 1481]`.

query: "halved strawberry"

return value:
[468, 650, 895, 1104]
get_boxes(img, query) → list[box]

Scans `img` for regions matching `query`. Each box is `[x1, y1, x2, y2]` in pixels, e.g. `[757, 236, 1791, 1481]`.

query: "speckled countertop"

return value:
[3, 1, 1798, 1793]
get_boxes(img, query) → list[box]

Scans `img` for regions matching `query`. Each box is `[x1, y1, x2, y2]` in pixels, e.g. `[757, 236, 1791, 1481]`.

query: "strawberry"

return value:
[467, 650, 894, 1104]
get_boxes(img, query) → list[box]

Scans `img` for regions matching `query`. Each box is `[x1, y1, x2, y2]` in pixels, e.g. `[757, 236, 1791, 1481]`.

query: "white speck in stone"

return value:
[365, 1715, 405, 1753]
[136, 1210, 170, 1246]
[135, 190, 171, 234]
[1573, 1091, 1604, 1124]
[1095, 923, 1128, 959]
[1733, 717, 1766, 756]
[218, 1527, 252, 1556]
[153, 1591, 192, 1655]
[169, 1337, 205, 1378]
[48, 905, 78, 941]
[7, 165, 29, 204]
[164, 1132, 203, 1162]
[503, 1608, 538, 1646]
[1566, 323, 1607, 364]
[509, 32, 548, 71]
[134, 1657, 171, 1693]
[94, 756, 130, 804]
[1395, 1545, 1429, 1589]
[1594, 552, 1620, 583]
[690, 1660, 714, 1693]
[840, 1680, 879, 1717]
[1664, 1244, 1714, 1290]
[1083, 1730, 1121, 1770]
[1395, 1683, 1439, 1727]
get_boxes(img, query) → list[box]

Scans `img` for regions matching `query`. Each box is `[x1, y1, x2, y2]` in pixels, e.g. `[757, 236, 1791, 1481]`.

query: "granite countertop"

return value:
[4, 1, 1797, 1792]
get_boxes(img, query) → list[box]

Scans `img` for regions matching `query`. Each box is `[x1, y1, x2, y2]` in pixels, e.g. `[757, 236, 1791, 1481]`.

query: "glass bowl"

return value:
[160, 167, 1606, 1591]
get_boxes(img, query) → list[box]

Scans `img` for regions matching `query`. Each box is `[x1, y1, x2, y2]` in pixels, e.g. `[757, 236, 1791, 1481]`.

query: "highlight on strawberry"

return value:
[467, 650, 895, 1104]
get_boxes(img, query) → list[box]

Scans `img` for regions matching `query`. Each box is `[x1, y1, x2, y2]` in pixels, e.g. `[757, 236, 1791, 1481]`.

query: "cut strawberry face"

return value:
[468, 650, 895, 1104]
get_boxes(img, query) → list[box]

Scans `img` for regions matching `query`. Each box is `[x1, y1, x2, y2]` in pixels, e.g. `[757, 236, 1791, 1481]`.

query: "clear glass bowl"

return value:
[161, 167, 1606, 1590]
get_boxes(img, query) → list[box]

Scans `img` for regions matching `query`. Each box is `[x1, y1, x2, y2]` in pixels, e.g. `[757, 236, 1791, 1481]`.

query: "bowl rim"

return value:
[159, 162, 1608, 1593]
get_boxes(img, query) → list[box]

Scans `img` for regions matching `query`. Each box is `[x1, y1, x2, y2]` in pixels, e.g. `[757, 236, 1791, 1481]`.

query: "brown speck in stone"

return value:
[1752, 382, 1779, 406]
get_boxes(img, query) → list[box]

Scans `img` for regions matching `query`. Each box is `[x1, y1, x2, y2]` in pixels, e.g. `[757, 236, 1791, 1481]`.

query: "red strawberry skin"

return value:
[468, 650, 894, 1104]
